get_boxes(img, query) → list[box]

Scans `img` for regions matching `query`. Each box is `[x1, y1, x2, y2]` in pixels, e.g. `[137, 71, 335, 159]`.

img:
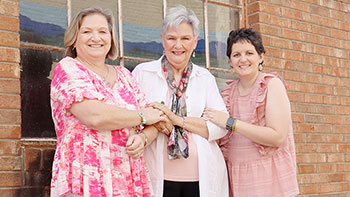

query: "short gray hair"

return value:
[162, 5, 200, 37]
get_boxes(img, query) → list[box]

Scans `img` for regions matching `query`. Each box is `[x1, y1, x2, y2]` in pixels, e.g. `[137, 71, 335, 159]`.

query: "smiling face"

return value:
[75, 13, 111, 62]
[161, 22, 198, 74]
[229, 40, 264, 78]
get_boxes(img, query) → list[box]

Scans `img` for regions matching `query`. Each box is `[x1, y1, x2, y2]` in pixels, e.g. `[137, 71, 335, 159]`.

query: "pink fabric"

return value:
[50, 57, 152, 197]
[220, 72, 299, 197]
[163, 90, 199, 181]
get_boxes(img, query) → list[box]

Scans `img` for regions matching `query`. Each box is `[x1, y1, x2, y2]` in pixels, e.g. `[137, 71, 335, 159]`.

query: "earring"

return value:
[192, 51, 196, 58]
[258, 61, 264, 71]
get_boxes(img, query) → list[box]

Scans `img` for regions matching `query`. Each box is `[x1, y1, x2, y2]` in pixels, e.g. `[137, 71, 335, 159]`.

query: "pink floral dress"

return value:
[50, 57, 152, 197]
[220, 73, 299, 197]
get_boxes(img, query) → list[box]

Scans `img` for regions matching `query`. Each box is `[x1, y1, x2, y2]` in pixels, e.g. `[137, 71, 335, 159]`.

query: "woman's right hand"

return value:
[139, 107, 165, 125]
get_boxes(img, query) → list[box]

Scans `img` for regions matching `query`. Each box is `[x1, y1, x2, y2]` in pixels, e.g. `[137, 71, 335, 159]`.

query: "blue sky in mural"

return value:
[20, 0, 227, 57]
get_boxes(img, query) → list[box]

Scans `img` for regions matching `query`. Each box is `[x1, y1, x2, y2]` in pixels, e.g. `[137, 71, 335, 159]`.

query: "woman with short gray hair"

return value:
[133, 5, 229, 197]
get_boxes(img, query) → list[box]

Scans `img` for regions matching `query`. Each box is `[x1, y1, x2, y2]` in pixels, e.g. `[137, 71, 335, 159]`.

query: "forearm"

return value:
[142, 125, 158, 147]
[235, 120, 287, 147]
[70, 99, 142, 130]
[173, 115, 209, 139]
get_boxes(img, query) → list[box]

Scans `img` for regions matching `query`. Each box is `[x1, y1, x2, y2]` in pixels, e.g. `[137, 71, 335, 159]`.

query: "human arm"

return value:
[204, 78, 291, 147]
[149, 102, 209, 139]
[126, 125, 159, 159]
[69, 99, 165, 131]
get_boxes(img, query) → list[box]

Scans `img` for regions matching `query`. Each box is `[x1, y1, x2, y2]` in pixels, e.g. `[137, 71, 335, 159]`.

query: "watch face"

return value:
[226, 117, 234, 131]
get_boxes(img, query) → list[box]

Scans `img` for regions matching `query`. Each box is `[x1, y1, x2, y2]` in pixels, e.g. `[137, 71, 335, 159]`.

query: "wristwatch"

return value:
[226, 117, 235, 131]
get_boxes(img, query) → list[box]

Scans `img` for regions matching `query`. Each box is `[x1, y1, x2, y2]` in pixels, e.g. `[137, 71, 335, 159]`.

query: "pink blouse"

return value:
[50, 57, 152, 197]
[220, 73, 299, 197]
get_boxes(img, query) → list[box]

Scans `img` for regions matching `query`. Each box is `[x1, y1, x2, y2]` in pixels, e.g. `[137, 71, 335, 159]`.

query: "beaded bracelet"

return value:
[133, 112, 146, 133]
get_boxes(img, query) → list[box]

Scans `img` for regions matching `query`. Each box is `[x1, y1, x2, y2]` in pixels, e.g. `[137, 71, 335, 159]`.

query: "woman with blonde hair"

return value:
[50, 7, 165, 196]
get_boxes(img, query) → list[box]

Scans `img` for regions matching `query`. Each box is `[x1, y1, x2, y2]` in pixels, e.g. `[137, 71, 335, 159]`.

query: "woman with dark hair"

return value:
[203, 28, 299, 196]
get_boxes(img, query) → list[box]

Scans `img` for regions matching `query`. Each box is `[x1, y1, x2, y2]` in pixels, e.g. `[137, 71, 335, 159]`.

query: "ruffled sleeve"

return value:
[221, 80, 237, 114]
[50, 57, 106, 112]
[254, 72, 289, 155]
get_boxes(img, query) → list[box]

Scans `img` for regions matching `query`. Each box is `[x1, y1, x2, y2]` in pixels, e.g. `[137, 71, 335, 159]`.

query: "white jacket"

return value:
[132, 57, 229, 197]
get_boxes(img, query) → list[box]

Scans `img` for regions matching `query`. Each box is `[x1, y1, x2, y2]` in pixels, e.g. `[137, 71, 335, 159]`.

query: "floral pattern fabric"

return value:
[50, 57, 152, 197]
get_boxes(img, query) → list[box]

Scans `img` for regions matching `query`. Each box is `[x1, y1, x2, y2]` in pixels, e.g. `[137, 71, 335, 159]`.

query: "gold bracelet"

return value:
[140, 132, 148, 147]
[233, 119, 238, 132]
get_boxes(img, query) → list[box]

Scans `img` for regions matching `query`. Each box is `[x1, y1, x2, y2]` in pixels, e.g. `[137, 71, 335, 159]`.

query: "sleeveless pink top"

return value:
[220, 73, 299, 197]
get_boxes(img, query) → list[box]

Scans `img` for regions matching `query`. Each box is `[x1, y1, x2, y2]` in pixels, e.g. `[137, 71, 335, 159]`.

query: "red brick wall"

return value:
[0, 0, 22, 195]
[247, 0, 350, 196]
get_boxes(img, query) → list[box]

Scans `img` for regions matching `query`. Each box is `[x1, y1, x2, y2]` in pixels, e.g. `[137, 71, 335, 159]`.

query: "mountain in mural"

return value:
[20, 14, 65, 37]
[20, 14, 226, 57]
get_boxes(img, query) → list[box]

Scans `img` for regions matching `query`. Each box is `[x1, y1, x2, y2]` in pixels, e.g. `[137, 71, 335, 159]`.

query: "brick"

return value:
[294, 133, 306, 142]
[0, 31, 19, 48]
[314, 124, 332, 133]
[299, 184, 318, 194]
[298, 164, 317, 174]
[305, 114, 324, 123]
[255, 24, 281, 37]
[310, 24, 330, 36]
[0, 63, 20, 78]
[290, 0, 310, 12]
[314, 45, 330, 56]
[339, 183, 350, 192]
[318, 183, 338, 193]
[0, 156, 21, 170]
[338, 145, 350, 152]
[303, 53, 324, 64]
[292, 41, 313, 52]
[295, 103, 313, 113]
[297, 174, 310, 184]
[296, 124, 315, 133]
[323, 37, 341, 48]
[0, 189, 20, 197]
[283, 49, 303, 61]
[323, 95, 341, 105]
[0, 94, 20, 109]
[0, 0, 19, 17]
[330, 9, 346, 21]
[303, 33, 323, 45]
[0, 172, 22, 187]
[0, 79, 21, 93]
[25, 148, 41, 171]
[330, 29, 348, 40]
[324, 116, 342, 124]
[304, 94, 323, 104]
[248, 13, 269, 24]
[264, 46, 282, 58]
[0, 125, 21, 139]
[334, 125, 350, 134]
[314, 84, 332, 94]
[288, 92, 305, 102]
[281, 7, 302, 20]
[296, 143, 317, 153]
[0, 47, 20, 63]
[291, 20, 311, 32]
[270, 15, 289, 28]
[247, 1, 260, 15]
[292, 113, 304, 123]
[310, 4, 330, 17]
[0, 16, 19, 32]
[260, 2, 281, 15]
[327, 153, 345, 162]
[270, 37, 292, 49]
[309, 174, 330, 183]
[0, 109, 20, 124]
[306, 134, 326, 143]
[318, 163, 336, 173]
[326, 134, 344, 143]
[297, 153, 326, 163]
[330, 173, 345, 182]
[282, 29, 302, 41]
[0, 140, 20, 155]
[339, 21, 350, 32]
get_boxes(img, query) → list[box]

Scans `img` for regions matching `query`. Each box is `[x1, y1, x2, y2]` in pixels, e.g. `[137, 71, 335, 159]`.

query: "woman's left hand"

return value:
[149, 102, 176, 121]
[202, 108, 229, 129]
[126, 133, 145, 159]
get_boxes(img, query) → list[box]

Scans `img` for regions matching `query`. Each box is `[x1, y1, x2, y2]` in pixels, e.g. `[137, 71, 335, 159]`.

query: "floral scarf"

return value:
[161, 56, 193, 159]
